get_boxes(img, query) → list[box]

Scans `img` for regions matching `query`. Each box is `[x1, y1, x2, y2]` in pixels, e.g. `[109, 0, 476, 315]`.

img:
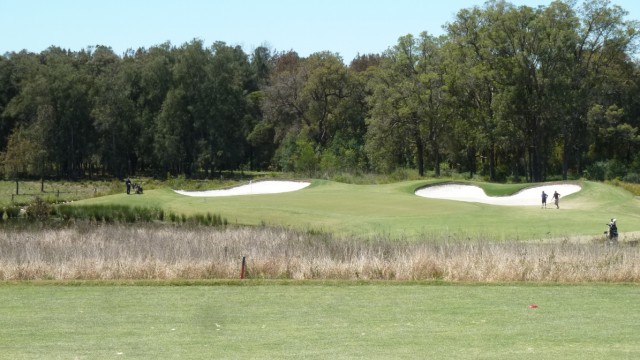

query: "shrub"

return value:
[389, 168, 410, 181]
[509, 174, 522, 183]
[295, 139, 320, 177]
[25, 197, 53, 220]
[585, 161, 607, 181]
[167, 174, 188, 189]
[586, 159, 629, 181]
[4, 205, 21, 219]
[622, 172, 640, 184]
[605, 159, 627, 180]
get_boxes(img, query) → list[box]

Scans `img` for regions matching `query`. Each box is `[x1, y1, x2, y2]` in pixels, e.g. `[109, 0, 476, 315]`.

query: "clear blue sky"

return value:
[1, 0, 639, 61]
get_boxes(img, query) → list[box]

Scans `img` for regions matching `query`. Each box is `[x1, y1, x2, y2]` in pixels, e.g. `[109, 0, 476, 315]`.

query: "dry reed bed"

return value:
[0, 224, 638, 282]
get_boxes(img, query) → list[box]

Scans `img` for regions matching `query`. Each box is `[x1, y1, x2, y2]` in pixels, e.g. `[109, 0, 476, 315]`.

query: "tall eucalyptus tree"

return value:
[131, 42, 175, 174]
[202, 42, 252, 175]
[566, 0, 640, 176]
[3, 48, 94, 178]
[245, 46, 276, 170]
[366, 33, 449, 176]
[89, 45, 136, 178]
[446, 5, 503, 180]
[154, 40, 210, 175]
[444, 0, 636, 181]
[262, 51, 364, 173]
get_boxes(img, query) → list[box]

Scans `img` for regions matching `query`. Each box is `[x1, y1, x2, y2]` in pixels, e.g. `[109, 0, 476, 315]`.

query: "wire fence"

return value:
[0, 181, 118, 207]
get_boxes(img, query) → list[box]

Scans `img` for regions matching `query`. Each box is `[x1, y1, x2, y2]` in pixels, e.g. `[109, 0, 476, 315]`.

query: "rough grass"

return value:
[0, 224, 638, 282]
[611, 179, 640, 196]
[0, 180, 120, 207]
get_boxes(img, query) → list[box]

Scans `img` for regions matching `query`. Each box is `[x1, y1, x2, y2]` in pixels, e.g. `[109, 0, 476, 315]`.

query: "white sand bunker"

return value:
[174, 180, 310, 197]
[415, 183, 582, 206]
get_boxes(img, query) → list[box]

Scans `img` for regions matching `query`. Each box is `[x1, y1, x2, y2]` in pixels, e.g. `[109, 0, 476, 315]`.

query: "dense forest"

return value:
[1, 0, 640, 183]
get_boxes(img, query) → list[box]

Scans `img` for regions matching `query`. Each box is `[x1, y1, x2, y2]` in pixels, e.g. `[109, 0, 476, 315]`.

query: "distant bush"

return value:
[25, 197, 52, 220]
[622, 172, 640, 184]
[53, 204, 227, 227]
[167, 174, 188, 189]
[4, 205, 21, 219]
[605, 160, 627, 180]
[585, 161, 607, 181]
[56, 204, 157, 223]
[586, 160, 628, 181]
[509, 174, 522, 183]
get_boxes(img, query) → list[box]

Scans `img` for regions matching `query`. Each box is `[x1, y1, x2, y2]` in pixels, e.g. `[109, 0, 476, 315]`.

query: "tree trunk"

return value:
[433, 143, 441, 177]
[532, 144, 542, 182]
[470, 147, 476, 176]
[531, 115, 544, 182]
[527, 146, 533, 183]
[533, 151, 542, 182]
[416, 137, 425, 177]
[467, 147, 476, 178]
[562, 135, 570, 181]
[489, 146, 496, 182]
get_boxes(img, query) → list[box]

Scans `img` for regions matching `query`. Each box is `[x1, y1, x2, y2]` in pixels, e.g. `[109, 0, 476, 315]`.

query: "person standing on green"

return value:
[552, 191, 560, 209]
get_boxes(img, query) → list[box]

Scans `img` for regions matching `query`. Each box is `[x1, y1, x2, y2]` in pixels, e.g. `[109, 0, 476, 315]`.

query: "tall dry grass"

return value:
[0, 224, 638, 282]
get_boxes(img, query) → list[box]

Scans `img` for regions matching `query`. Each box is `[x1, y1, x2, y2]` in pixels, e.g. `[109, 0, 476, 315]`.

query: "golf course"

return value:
[6, 0, 640, 355]
[74, 179, 640, 241]
[1, 178, 639, 359]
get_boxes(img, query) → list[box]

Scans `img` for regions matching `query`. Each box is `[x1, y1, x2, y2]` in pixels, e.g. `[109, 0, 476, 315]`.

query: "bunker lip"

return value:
[173, 180, 311, 197]
[415, 183, 582, 206]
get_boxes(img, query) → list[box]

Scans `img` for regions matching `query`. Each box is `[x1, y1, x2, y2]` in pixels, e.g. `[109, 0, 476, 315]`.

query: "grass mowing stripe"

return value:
[0, 284, 638, 359]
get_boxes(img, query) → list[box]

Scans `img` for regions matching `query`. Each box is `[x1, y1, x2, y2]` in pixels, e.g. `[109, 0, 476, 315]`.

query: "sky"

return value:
[1, 0, 639, 62]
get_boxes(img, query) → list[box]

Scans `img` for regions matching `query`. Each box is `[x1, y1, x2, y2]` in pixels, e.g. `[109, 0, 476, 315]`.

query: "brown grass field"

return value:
[1, 224, 638, 282]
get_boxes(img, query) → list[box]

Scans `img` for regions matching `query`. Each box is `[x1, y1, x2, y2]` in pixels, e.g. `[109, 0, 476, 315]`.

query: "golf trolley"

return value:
[133, 183, 143, 194]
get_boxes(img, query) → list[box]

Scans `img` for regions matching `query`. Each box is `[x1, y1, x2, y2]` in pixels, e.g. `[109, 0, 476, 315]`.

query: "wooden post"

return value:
[240, 256, 246, 279]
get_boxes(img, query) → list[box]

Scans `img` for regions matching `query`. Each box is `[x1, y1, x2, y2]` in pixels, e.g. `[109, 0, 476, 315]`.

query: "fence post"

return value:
[240, 256, 246, 279]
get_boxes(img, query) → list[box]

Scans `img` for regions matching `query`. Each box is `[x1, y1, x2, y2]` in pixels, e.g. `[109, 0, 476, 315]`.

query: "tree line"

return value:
[1, 0, 639, 183]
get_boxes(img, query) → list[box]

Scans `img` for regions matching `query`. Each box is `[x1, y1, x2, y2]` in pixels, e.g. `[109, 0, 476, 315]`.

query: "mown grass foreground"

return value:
[76, 179, 640, 241]
[0, 283, 638, 359]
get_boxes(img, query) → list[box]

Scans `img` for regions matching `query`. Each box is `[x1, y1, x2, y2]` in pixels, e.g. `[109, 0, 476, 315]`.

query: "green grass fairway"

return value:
[0, 283, 638, 359]
[76, 180, 640, 241]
